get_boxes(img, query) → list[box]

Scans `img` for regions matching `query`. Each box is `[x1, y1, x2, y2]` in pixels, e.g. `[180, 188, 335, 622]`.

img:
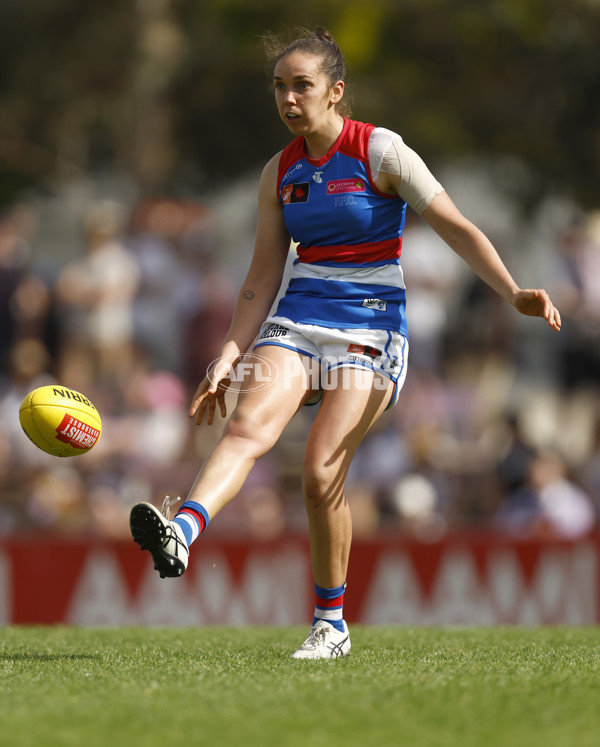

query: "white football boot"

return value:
[291, 620, 351, 660]
[130, 497, 189, 578]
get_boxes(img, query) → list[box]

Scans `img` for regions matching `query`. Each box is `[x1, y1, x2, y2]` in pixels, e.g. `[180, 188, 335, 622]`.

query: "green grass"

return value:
[1, 627, 600, 747]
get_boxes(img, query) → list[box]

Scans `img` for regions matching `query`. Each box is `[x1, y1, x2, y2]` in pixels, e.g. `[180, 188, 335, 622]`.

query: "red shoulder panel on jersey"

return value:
[277, 136, 306, 189]
[338, 119, 374, 162]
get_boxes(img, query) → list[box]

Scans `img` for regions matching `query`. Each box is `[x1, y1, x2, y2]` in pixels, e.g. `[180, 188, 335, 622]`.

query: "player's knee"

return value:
[223, 409, 279, 458]
[302, 461, 337, 508]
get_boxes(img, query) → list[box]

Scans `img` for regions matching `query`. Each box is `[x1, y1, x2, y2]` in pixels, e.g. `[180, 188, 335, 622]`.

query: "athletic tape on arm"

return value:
[369, 127, 444, 215]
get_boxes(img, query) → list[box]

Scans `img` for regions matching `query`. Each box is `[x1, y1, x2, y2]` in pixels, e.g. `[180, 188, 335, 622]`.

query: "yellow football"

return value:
[19, 385, 102, 457]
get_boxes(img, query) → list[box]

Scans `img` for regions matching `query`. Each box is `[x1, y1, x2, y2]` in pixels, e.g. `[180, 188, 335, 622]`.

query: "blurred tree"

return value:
[0, 0, 598, 207]
[0, 0, 138, 201]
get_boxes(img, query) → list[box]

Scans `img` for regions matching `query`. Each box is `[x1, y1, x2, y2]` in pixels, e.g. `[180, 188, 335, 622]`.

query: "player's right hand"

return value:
[189, 357, 234, 426]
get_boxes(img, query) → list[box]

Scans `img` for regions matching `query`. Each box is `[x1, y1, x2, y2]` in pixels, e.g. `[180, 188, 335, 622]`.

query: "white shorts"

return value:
[254, 317, 409, 409]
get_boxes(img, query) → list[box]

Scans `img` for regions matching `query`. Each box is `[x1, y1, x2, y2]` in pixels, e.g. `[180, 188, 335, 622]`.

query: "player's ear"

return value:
[330, 80, 344, 105]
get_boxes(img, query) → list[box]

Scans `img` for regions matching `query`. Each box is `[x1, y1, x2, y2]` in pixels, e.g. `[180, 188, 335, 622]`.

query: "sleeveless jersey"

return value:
[273, 118, 408, 337]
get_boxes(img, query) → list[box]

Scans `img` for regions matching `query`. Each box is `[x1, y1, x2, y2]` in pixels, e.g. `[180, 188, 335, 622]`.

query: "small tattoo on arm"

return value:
[243, 290, 255, 300]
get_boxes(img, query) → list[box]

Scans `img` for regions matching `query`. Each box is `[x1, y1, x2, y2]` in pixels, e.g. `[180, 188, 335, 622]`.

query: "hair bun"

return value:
[315, 26, 336, 44]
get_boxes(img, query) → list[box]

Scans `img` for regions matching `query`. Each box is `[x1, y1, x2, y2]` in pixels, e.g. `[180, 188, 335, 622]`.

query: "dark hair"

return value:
[264, 26, 352, 117]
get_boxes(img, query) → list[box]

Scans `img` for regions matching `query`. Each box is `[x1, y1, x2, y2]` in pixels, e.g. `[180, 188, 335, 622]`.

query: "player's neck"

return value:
[304, 115, 345, 159]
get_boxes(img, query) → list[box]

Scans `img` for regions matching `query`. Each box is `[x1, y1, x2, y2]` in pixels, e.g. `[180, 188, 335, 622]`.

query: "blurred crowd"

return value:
[0, 192, 599, 543]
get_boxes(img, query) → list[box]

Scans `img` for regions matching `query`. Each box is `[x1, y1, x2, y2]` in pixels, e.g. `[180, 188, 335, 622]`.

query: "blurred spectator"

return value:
[126, 368, 189, 467]
[180, 267, 237, 388]
[496, 413, 536, 495]
[0, 204, 52, 371]
[128, 230, 185, 371]
[392, 473, 446, 541]
[532, 450, 596, 538]
[26, 465, 89, 535]
[494, 449, 596, 539]
[553, 214, 600, 390]
[127, 198, 216, 373]
[401, 212, 466, 371]
[346, 420, 412, 521]
[55, 200, 140, 380]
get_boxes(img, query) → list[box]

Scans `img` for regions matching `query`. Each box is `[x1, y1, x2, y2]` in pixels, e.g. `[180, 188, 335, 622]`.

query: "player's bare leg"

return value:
[185, 345, 315, 518]
[292, 368, 393, 659]
[303, 367, 393, 586]
[131, 345, 315, 574]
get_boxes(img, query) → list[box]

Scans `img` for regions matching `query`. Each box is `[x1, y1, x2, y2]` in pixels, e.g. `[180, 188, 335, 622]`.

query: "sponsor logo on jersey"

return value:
[362, 298, 388, 311]
[347, 344, 382, 360]
[281, 182, 310, 205]
[334, 194, 359, 207]
[281, 162, 303, 184]
[327, 178, 365, 194]
[313, 171, 323, 183]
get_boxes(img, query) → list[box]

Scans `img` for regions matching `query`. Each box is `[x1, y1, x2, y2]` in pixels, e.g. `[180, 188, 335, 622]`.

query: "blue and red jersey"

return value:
[273, 118, 409, 336]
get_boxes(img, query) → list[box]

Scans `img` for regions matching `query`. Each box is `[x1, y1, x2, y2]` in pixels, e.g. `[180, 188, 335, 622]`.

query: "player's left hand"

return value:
[511, 289, 561, 331]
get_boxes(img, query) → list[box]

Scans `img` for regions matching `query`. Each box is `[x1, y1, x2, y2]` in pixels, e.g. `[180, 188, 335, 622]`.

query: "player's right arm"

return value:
[190, 153, 291, 424]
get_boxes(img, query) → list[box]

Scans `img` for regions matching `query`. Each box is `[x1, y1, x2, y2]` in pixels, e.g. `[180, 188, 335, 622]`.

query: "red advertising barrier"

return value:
[1, 533, 598, 625]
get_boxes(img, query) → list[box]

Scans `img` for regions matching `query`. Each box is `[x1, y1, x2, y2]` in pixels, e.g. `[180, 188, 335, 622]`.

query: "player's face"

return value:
[273, 51, 343, 136]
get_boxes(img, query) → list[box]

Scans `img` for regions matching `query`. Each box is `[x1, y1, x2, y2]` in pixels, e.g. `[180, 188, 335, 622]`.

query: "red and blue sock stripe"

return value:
[173, 500, 209, 547]
[313, 581, 346, 632]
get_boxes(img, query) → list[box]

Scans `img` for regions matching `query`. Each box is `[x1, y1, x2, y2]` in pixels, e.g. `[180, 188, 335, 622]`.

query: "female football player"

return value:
[130, 27, 561, 659]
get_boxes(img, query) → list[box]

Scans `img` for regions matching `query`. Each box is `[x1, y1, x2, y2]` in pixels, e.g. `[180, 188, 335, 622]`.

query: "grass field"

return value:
[2, 626, 600, 747]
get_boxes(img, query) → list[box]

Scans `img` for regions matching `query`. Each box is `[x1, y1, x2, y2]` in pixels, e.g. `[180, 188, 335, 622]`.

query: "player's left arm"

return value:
[374, 132, 561, 332]
[421, 191, 561, 331]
